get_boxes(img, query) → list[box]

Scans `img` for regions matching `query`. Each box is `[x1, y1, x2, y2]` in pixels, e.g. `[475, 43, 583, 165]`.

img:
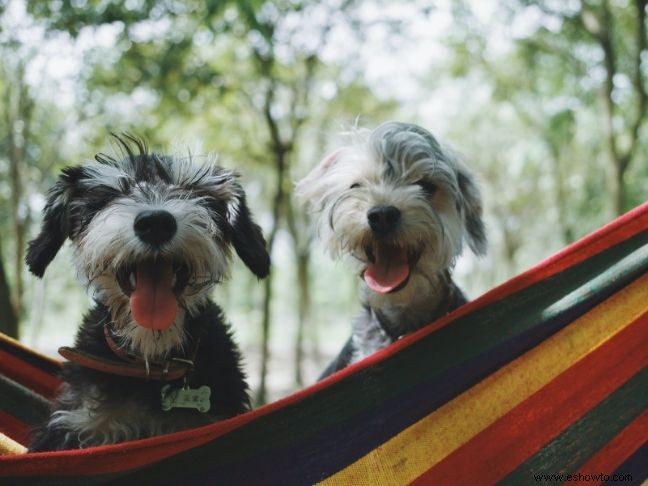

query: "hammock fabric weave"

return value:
[1, 202, 647, 485]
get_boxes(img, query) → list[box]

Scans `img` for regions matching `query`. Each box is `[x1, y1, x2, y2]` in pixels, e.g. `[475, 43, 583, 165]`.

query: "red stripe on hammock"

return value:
[0, 205, 645, 477]
[411, 311, 648, 486]
[570, 410, 648, 485]
[0, 410, 30, 446]
[0, 351, 60, 399]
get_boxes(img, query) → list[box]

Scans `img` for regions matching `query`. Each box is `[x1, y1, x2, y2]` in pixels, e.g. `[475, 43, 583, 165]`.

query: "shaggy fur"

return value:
[296, 122, 486, 377]
[27, 136, 269, 451]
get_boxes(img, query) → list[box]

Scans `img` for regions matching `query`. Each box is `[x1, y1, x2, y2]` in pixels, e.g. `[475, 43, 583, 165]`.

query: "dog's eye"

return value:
[350, 182, 362, 189]
[416, 180, 437, 195]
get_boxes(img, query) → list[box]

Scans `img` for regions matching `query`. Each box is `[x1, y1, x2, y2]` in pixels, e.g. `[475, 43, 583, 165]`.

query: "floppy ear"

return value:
[26, 167, 84, 277]
[228, 190, 271, 279]
[457, 168, 487, 256]
[295, 149, 343, 208]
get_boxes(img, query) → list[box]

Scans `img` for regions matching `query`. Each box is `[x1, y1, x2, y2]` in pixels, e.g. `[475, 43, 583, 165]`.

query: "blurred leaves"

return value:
[444, 0, 645, 270]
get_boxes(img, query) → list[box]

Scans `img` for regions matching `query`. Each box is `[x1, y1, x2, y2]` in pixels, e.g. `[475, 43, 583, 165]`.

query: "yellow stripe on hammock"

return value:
[0, 434, 27, 456]
[321, 273, 648, 486]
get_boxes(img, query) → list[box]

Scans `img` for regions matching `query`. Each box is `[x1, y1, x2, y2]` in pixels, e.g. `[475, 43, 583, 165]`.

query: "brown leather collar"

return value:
[58, 325, 201, 381]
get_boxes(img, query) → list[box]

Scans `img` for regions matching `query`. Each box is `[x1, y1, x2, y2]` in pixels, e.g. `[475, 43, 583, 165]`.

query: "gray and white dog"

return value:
[27, 136, 269, 450]
[297, 122, 486, 378]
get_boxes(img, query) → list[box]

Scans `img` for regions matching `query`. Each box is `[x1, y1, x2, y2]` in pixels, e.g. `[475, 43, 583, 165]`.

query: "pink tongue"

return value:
[364, 246, 410, 294]
[129, 260, 177, 330]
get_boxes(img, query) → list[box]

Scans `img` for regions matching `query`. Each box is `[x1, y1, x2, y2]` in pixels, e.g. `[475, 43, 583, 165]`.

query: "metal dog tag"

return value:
[161, 384, 211, 413]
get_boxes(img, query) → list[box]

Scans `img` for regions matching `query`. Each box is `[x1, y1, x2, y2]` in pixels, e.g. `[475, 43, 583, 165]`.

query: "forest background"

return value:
[1, 0, 646, 403]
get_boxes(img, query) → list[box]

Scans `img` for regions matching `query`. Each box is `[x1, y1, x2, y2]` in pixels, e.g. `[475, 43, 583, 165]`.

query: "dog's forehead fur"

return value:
[79, 152, 241, 201]
[368, 121, 458, 187]
[298, 122, 465, 210]
[296, 119, 486, 290]
[58, 150, 245, 246]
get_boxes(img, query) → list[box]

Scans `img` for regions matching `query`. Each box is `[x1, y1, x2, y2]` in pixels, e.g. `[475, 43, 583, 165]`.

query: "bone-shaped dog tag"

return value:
[161, 384, 211, 413]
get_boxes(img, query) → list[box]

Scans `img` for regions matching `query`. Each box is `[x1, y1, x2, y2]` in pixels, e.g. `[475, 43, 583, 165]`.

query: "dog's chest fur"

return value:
[352, 278, 467, 362]
[29, 301, 249, 451]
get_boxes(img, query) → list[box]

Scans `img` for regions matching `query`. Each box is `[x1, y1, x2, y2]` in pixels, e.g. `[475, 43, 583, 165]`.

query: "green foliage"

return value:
[442, 0, 646, 284]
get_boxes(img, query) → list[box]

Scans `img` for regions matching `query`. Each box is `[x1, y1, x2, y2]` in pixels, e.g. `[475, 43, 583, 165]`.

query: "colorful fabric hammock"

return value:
[1, 202, 647, 485]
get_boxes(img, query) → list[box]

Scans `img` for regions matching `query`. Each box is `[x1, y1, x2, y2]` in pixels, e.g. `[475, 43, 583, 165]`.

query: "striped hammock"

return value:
[1, 202, 647, 485]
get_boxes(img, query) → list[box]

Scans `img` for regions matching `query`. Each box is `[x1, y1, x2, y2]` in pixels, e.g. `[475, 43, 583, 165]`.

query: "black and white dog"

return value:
[27, 136, 269, 451]
[297, 122, 486, 378]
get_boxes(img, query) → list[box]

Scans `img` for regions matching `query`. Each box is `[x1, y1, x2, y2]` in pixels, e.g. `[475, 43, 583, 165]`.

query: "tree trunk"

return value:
[4, 57, 34, 325]
[0, 245, 19, 338]
[249, 11, 328, 398]
[257, 260, 274, 405]
[611, 159, 626, 216]
[547, 145, 575, 244]
[495, 210, 520, 278]
[293, 250, 310, 387]
[597, 5, 625, 216]
[283, 187, 313, 387]
[582, 0, 646, 215]
[256, 194, 281, 406]
[255, 88, 287, 403]
[8, 126, 26, 319]
[28, 277, 46, 346]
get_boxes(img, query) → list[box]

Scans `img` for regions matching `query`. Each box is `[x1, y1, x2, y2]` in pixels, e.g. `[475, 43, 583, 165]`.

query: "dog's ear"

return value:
[26, 166, 84, 277]
[295, 149, 343, 208]
[457, 168, 487, 256]
[227, 189, 271, 279]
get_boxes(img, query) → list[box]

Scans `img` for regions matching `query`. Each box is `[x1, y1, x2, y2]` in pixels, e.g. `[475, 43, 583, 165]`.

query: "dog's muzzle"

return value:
[363, 205, 422, 295]
[112, 210, 187, 331]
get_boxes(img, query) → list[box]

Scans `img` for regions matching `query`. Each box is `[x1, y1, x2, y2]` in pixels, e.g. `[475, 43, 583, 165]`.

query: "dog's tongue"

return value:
[364, 246, 410, 294]
[130, 260, 177, 330]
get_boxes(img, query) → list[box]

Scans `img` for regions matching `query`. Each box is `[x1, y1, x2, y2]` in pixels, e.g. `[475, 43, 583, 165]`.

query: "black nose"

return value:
[134, 210, 177, 245]
[367, 206, 401, 235]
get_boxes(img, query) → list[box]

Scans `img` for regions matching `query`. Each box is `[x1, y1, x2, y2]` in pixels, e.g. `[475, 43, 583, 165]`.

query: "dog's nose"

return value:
[134, 210, 177, 245]
[367, 206, 401, 234]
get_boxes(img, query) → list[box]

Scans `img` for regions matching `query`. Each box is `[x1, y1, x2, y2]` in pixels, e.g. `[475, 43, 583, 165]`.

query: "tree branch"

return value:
[621, 0, 647, 172]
